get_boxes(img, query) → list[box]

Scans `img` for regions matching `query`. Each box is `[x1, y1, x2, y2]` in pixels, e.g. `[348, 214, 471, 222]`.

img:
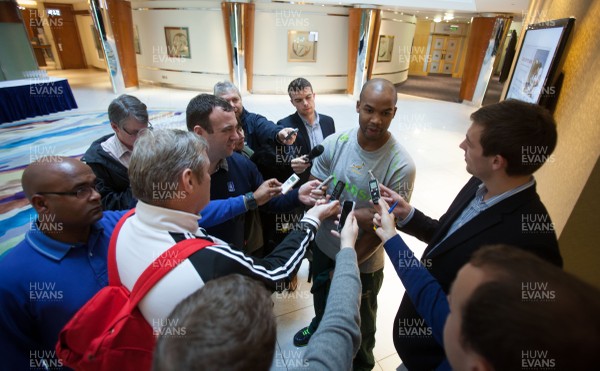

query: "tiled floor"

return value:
[40, 69, 477, 369]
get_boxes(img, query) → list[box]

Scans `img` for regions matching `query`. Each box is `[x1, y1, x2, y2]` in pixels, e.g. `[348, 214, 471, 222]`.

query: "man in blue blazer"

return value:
[214, 81, 297, 152]
[380, 99, 563, 370]
[276, 78, 336, 184]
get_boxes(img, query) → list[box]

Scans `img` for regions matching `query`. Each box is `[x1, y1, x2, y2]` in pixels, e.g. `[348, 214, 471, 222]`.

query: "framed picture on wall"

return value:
[288, 30, 318, 62]
[164, 27, 191, 58]
[377, 35, 394, 62]
[134, 25, 141, 54]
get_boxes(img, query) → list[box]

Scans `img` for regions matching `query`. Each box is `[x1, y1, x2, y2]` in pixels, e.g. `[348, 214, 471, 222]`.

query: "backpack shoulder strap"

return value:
[108, 209, 136, 286]
[128, 238, 214, 308]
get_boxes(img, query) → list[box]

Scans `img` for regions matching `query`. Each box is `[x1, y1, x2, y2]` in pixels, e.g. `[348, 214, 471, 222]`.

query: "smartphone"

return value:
[330, 181, 345, 201]
[316, 175, 334, 191]
[338, 200, 356, 232]
[285, 128, 299, 141]
[281, 173, 300, 194]
[369, 179, 381, 204]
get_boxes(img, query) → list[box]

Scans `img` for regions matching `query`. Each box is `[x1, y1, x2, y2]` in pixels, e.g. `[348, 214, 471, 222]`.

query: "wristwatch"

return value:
[244, 192, 258, 210]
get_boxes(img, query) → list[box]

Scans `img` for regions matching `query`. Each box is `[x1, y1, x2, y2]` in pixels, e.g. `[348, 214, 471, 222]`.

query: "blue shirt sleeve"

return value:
[199, 196, 246, 228]
[383, 234, 449, 346]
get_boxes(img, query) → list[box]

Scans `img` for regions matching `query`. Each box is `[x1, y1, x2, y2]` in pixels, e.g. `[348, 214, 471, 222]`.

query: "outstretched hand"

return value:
[306, 199, 340, 221]
[330, 211, 359, 250]
[378, 183, 412, 220]
[253, 178, 282, 206]
[372, 197, 398, 243]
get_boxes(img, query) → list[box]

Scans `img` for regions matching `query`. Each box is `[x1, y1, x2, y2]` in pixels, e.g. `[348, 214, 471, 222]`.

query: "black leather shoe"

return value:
[293, 326, 313, 347]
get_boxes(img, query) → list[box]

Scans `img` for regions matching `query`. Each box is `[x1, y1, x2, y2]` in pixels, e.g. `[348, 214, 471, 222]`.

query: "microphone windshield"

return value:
[307, 145, 324, 161]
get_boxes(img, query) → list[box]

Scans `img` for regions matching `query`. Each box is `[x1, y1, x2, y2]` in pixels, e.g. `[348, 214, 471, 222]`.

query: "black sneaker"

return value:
[293, 326, 313, 347]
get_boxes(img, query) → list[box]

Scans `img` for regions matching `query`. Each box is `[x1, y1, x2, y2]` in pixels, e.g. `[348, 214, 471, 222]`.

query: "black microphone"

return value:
[305, 145, 324, 162]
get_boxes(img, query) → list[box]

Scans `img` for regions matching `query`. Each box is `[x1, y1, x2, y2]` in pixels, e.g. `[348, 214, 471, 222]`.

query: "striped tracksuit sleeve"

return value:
[188, 215, 320, 291]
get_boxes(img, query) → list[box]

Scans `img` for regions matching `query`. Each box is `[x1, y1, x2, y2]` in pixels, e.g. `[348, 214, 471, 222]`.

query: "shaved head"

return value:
[360, 78, 397, 105]
[22, 156, 103, 243]
[22, 157, 91, 200]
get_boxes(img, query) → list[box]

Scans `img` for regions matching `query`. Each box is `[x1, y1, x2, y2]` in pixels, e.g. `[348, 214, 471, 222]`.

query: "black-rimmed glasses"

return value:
[36, 183, 101, 199]
[122, 122, 153, 136]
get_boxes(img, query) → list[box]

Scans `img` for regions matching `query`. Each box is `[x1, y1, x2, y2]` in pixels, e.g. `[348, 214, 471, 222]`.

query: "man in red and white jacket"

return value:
[115, 128, 338, 332]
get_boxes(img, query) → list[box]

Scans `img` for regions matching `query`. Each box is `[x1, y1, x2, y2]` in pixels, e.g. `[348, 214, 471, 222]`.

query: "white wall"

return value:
[372, 12, 416, 84]
[252, 3, 349, 93]
[75, 14, 107, 70]
[131, 1, 229, 91]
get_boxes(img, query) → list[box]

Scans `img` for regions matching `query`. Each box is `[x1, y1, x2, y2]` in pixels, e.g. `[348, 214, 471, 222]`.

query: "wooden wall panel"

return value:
[459, 17, 496, 101]
[0, 1, 21, 23]
[365, 9, 381, 81]
[244, 3, 254, 91]
[221, 2, 234, 82]
[347, 9, 361, 94]
[107, 0, 138, 88]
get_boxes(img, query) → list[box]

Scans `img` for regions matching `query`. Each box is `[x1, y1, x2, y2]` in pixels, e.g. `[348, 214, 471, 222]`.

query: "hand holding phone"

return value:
[369, 179, 381, 204]
[338, 200, 356, 232]
[368, 170, 381, 204]
[316, 175, 334, 191]
[285, 128, 299, 141]
[281, 174, 300, 194]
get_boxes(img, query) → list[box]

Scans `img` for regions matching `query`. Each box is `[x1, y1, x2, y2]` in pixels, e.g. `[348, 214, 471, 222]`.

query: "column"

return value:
[347, 7, 381, 97]
[221, 1, 255, 92]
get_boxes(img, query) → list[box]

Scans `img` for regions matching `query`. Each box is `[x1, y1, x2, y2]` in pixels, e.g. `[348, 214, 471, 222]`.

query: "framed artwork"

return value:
[133, 25, 141, 54]
[164, 27, 191, 58]
[288, 30, 317, 62]
[377, 35, 394, 62]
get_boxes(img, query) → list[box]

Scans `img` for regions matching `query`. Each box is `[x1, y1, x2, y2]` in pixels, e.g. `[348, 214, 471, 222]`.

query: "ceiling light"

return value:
[17, 0, 37, 6]
[433, 17, 442, 23]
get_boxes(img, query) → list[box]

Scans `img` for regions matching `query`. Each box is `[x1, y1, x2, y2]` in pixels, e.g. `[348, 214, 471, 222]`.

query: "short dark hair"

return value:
[460, 245, 600, 370]
[185, 94, 233, 134]
[470, 100, 557, 176]
[108, 94, 148, 129]
[152, 274, 276, 371]
[288, 77, 313, 96]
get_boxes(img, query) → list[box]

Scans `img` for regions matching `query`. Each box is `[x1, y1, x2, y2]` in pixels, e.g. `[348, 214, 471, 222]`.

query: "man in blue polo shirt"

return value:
[0, 157, 121, 369]
[0, 156, 250, 369]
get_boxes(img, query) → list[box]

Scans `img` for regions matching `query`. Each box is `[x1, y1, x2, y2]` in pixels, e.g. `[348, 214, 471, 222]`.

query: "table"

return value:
[0, 77, 78, 124]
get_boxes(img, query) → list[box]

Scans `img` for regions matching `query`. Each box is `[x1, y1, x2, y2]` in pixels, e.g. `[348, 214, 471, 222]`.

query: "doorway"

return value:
[428, 35, 462, 75]
[45, 3, 86, 69]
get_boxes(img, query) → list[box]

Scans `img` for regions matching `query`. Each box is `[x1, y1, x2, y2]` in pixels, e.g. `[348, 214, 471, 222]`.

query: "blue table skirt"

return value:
[0, 79, 78, 124]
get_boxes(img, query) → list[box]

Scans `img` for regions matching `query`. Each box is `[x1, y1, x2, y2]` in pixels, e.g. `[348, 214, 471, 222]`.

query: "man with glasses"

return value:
[0, 157, 124, 368]
[0, 155, 249, 369]
[82, 94, 152, 210]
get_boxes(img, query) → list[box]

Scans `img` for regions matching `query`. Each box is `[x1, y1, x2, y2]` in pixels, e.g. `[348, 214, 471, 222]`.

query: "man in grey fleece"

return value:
[152, 212, 362, 371]
[302, 211, 362, 370]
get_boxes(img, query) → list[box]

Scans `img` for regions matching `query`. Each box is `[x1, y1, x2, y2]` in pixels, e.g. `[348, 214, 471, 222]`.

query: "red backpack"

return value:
[56, 209, 213, 370]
